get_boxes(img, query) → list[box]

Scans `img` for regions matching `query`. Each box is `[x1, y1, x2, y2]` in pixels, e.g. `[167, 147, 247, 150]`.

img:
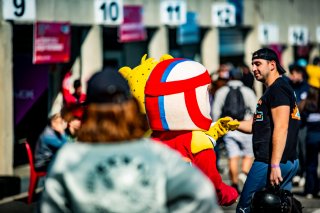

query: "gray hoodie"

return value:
[40, 138, 222, 213]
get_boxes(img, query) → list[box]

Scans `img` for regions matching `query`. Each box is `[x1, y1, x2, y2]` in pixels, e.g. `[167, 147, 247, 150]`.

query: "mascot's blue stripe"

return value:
[160, 59, 189, 82]
[158, 95, 169, 130]
[158, 58, 190, 130]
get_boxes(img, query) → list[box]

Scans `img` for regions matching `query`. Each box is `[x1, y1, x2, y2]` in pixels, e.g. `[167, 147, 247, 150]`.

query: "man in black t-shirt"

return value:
[235, 48, 300, 213]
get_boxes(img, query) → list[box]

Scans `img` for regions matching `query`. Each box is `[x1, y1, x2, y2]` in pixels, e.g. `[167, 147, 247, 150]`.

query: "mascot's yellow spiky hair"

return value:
[119, 54, 173, 113]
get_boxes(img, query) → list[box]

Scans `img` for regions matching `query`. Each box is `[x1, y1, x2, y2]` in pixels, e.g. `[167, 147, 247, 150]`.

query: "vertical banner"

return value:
[14, 55, 49, 126]
[227, 0, 243, 25]
[118, 5, 146, 43]
[33, 22, 71, 64]
[268, 44, 285, 64]
[177, 12, 199, 45]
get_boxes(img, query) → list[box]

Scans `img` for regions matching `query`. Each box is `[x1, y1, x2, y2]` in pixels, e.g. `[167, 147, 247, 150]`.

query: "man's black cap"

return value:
[252, 48, 286, 74]
[86, 69, 131, 104]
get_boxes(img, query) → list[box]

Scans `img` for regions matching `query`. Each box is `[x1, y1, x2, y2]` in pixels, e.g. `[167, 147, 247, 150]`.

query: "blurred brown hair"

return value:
[77, 98, 149, 143]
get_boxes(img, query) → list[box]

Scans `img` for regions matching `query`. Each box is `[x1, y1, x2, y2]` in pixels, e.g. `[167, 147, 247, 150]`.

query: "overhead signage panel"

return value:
[94, 0, 123, 25]
[212, 2, 236, 27]
[160, 0, 187, 26]
[2, 0, 36, 21]
[258, 24, 279, 45]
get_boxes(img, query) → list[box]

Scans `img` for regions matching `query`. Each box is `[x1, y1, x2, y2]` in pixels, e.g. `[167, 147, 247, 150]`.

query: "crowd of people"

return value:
[32, 48, 320, 212]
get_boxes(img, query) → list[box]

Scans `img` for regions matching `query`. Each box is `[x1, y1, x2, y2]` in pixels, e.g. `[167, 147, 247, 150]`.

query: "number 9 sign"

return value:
[94, 0, 123, 25]
[2, 0, 36, 21]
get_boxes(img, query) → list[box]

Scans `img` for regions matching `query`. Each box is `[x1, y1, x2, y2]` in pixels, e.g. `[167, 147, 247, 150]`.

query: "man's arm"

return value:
[236, 117, 253, 134]
[270, 105, 290, 185]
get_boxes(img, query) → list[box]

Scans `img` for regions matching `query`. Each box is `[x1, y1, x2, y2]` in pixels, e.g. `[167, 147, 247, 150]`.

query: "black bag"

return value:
[251, 186, 303, 213]
[221, 86, 247, 120]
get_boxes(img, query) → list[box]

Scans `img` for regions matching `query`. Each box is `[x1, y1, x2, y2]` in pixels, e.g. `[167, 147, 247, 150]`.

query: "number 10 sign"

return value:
[94, 0, 123, 25]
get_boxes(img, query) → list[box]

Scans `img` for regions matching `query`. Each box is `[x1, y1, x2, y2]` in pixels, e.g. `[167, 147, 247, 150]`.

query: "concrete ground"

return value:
[1, 153, 320, 212]
[219, 156, 320, 212]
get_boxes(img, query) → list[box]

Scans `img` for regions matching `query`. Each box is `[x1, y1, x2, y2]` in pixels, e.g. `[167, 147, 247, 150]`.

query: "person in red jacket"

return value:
[144, 58, 239, 206]
[62, 72, 86, 118]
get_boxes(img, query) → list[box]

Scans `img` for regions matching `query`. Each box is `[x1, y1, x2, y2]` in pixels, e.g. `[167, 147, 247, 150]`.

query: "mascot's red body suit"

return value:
[145, 58, 238, 206]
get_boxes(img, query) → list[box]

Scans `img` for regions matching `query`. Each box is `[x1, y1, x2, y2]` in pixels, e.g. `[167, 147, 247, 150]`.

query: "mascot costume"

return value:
[120, 55, 239, 206]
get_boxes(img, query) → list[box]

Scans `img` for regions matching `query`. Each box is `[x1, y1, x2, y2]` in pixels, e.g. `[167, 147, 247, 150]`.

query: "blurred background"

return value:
[0, 0, 319, 178]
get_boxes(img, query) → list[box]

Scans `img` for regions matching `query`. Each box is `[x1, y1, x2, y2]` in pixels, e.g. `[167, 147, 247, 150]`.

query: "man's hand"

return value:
[205, 117, 240, 141]
[270, 166, 283, 186]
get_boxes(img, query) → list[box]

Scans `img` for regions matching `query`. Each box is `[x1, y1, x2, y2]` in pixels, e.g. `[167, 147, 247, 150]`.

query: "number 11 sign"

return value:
[160, 0, 186, 26]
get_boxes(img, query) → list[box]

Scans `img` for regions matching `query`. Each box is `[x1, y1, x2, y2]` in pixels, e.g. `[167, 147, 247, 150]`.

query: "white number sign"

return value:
[160, 0, 187, 26]
[94, 0, 123, 25]
[316, 26, 320, 44]
[288, 26, 309, 46]
[212, 2, 236, 27]
[2, 0, 36, 21]
[258, 24, 279, 45]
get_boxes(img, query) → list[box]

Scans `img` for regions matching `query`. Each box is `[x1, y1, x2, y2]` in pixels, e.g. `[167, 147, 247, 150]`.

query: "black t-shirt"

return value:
[252, 77, 300, 163]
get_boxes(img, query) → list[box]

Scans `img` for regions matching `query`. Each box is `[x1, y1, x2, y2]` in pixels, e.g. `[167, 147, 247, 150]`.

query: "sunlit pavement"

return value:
[0, 155, 319, 212]
[219, 156, 320, 213]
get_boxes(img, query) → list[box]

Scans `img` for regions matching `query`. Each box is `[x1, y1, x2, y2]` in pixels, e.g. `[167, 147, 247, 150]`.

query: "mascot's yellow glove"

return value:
[205, 117, 240, 141]
[227, 120, 240, 131]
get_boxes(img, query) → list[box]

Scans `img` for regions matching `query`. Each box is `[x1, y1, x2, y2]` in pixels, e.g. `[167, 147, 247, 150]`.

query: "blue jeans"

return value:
[236, 159, 299, 213]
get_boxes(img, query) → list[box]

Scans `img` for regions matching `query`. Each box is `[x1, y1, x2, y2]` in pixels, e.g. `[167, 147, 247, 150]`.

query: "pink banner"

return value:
[119, 6, 147, 43]
[33, 21, 71, 64]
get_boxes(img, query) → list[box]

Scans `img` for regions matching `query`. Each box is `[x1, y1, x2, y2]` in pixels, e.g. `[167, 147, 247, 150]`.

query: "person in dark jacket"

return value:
[34, 113, 67, 172]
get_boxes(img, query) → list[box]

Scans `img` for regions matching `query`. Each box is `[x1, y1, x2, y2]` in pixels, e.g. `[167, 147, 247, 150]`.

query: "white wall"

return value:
[0, 21, 13, 175]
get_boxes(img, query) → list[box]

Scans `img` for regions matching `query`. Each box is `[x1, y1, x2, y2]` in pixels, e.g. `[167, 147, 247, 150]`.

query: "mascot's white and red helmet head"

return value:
[145, 58, 212, 131]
